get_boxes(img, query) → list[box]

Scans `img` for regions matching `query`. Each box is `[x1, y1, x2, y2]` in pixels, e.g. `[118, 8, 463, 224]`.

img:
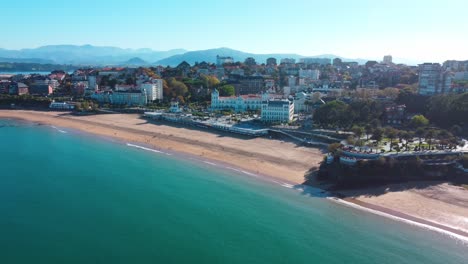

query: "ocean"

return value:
[0, 119, 467, 263]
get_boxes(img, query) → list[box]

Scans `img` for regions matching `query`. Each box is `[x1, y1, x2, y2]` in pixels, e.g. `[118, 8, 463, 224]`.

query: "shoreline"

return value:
[1, 110, 468, 241]
[337, 197, 468, 242]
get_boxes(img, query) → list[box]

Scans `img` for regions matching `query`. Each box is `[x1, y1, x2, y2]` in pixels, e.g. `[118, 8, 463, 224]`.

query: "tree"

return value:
[218, 85, 235, 96]
[351, 125, 364, 146]
[385, 127, 398, 151]
[415, 127, 426, 149]
[327, 143, 342, 155]
[365, 124, 373, 141]
[165, 77, 188, 102]
[410, 115, 429, 128]
[402, 131, 414, 151]
[200, 74, 220, 88]
[371, 127, 384, 144]
[426, 129, 436, 149]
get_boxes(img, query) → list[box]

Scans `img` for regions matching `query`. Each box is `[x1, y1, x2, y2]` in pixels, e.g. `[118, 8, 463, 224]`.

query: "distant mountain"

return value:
[123, 57, 148, 66]
[0, 57, 54, 64]
[155, 47, 368, 66]
[0, 45, 418, 67]
[0, 45, 187, 65]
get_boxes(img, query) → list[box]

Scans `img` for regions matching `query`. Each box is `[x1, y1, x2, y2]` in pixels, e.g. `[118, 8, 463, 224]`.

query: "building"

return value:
[280, 58, 296, 64]
[333, 58, 343, 66]
[383, 55, 393, 64]
[384, 104, 406, 125]
[418, 63, 453, 95]
[9, 82, 29, 95]
[261, 99, 294, 123]
[299, 69, 320, 80]
[287, 76, 297, 88]
[91, 90, 147, 106]
[454, 72, 468, 80]
[49, 101, 75, 110]
[140, 79, 163, 102]
[169, 100, 182, 113]
[229, 76, 265, 95]
[266, 57, 277, 66]
[293, 92, 311, 113]
[216, 55, 234, 66]
[210, 89, 270, 112]
[299, 58, 331, 65]
[29, 84, 53, 95]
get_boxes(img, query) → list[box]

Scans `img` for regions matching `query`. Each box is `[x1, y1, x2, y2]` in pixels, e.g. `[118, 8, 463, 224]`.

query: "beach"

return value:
[339, 182, 468, 236]
[0, 110, 323, 184]
[1, 109, 468, 240]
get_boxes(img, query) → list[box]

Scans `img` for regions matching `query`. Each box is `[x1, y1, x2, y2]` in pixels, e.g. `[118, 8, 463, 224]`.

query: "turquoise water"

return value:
[0, 119, 467, 263]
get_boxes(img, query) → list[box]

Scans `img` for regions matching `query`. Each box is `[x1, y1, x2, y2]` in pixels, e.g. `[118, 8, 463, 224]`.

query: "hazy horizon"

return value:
[2, 0, 468, 62]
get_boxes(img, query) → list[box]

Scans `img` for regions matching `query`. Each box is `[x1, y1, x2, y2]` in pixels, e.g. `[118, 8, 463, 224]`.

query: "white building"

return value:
[418, 63, 453, 95]
[299, 69, 320, 80]
[91, 91, 147, 106]
[88, 75, 97, 89]
[115, 84, 136, 91]
[288, 76, 297, 88]
[261, 99, 294, 123]
[294, 92, 310, 113]
[280, 58, 296, 64]
[383, 55, 393, 64]
[169, 100, 182, 113]
[49, 101, 75, 110]
[454, 72, 468, 80]
[140, 79, 163, 102]
[210, 89, 270, 112]
[216, 55, 234, 66]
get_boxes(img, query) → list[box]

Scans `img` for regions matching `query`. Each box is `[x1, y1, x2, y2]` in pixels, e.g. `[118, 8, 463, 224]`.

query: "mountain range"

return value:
[0, 44, 420, 66]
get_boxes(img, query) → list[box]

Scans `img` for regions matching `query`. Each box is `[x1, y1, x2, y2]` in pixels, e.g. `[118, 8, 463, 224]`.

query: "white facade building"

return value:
[49, 101, 75, 110]
[383, 55, 393, 64]
[299, 69, 320, 80]
[288, 76, 297, 88]
[210, 89, 270, 112]
[140, 79, 163, 102]
[216, 55, 234, 66]
[91, 91, 147, 106]
[454, 72, 468, 80]
[261, 99, 294, 123]
[418, 63, 453, 95]
[280, 58, 296, 64]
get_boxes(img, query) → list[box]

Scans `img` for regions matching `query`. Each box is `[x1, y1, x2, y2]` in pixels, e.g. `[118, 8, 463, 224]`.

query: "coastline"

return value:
[1, 109, 468, 241]
[0, 110, 321, 185]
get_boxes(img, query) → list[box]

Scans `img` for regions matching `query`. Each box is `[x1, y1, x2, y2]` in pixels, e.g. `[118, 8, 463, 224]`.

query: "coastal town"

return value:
[1, 54, 468, 236]
[1, 55, 467, 161]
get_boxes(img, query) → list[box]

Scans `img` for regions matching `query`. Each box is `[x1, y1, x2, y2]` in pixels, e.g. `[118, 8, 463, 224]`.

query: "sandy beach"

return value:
[0, 110, 323, 184]
[340, 182, 468, 236]
[1, 109, 468, 239]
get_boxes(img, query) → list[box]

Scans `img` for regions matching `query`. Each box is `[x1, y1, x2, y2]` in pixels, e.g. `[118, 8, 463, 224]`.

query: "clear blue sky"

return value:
[2, 0, 467, 62]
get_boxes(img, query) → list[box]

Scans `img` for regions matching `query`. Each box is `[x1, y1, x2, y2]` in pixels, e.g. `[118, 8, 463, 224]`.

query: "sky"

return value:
[2, 0, 468, 62]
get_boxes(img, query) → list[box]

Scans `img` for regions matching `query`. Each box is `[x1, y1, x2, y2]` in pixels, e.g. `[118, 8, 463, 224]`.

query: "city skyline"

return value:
[2, 0, 468, 62]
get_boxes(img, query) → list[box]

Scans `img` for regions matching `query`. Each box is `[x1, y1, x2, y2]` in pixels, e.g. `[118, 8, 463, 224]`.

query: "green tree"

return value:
[218, 85, 235, 96]
[365, 124, 373, 140]
[415, 127, 426, 149]
[327, 143, 342, 156]
[371, 127, 384, 144]
[410, 115, 429, 128]
[426, 129, 436, 149]
[351, 125, 364, 145]
[165, 77, 189, 102]
[385, 127, 398, 151]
